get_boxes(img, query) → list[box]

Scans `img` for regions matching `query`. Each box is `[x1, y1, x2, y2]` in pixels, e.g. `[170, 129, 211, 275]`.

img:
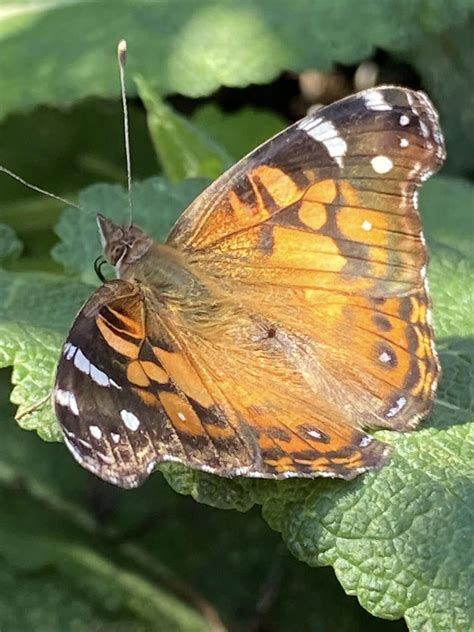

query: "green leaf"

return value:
[0, 1, 469, 120]
[191, 104, 287, 160]
[0, 224, 22, 261]
[0, 174, 472, 629]
[136, 75, 232, 181]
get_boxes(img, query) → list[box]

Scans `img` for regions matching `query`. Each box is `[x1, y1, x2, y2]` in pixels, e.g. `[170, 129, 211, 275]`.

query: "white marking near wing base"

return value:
[74, 348, 90, 373]
[66, 346, 121, 390]
[120, 409, 140, 431]
[54, 389, 79, 416]
[371, 155, 393, 174]
[399, 138, 409, 148]
[177, 412, 186, 422]
[111, 432, 121, 444]
[297, 116, 347, 167]
[361, 220, 372, 231]
[90, 364, 110, 387]
[363, 91, 392, 111]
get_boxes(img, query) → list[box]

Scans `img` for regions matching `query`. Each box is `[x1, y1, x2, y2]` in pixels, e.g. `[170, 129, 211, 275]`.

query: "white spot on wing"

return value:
[363, 91, 392, 111]
[399, 138, 409, 148]
[111, 432, 120, 444]
[359, 435, 373, 448]
[66, 347, 121, 390]
[74, 348, 90, 374]
[90, 364, 110, 387]
[177, 412, 186, 421]
[306, 428, 323, 440]
[371, 155, 393, 174]
[361, 220, 372, 231]
[399, 114, 410, 126]
[120, 409, 140, 431]
[89, 425, 102, 440]
[55, 389, 79, 416]
[297, 116, 347, 167]
[379, 351, 392, 364]
[419, 119, 429, 138]
[386, 396, 407, 418]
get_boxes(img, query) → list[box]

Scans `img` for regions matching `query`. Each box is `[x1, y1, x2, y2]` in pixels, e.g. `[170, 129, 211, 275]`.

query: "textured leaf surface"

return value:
[0, 173, 472, 628]
[0, 0, 469, 120]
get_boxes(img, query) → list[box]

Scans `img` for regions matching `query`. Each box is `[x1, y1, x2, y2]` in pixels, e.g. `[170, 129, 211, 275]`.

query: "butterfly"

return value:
[54, 86, 446, 489]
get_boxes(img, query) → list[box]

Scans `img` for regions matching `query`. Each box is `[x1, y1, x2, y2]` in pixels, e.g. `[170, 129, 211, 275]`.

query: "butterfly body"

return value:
[54, 86, 445, 488]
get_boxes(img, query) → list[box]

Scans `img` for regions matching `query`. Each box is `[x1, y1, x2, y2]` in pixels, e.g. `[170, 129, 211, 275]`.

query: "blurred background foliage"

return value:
[0, 2, 473, 631]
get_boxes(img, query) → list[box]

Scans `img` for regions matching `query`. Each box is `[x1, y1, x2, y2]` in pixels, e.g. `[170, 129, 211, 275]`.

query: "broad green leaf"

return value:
[136, 75, 232, 181]
[0, 174, 472, 629]
[0, 224, 22, 261]
[191, 104, 287, 160]
[0, 1, 469, 120]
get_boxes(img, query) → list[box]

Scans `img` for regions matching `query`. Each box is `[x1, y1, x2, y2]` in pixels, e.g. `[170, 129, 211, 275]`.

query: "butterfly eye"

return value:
[110, 244, 127, 264]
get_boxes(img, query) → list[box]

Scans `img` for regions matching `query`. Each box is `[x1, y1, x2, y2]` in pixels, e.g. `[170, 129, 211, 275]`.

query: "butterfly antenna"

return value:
[0, 165, 88, 212]
[117, 39, 133, 227]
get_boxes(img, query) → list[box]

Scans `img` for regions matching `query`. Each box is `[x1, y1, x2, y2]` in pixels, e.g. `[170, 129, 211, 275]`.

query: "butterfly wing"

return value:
[54, 279, 389, 487]
[56, 87, 445, 487]
[167, 86, 444, 432]
[54, 280, 254, 487]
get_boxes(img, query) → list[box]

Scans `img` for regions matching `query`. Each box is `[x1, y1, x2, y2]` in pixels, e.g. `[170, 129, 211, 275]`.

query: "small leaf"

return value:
[136, 75, 232, 181]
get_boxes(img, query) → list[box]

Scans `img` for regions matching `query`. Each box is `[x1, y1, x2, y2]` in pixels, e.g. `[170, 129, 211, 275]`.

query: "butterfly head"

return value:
[96, 214, 153, 275]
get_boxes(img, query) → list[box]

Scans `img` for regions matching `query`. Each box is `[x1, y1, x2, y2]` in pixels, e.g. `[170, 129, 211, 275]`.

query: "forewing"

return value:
[168, 86, 445, 298]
